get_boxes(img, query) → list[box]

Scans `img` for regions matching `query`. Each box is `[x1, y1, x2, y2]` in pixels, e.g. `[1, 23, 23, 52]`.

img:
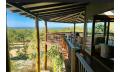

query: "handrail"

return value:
[61, 35, 94, 72]
[76, 52, 94, 72]
[64, 37, 75, 49]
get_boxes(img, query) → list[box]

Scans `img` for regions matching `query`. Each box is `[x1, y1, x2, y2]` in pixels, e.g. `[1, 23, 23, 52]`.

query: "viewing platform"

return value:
[6, 1, 114, 72]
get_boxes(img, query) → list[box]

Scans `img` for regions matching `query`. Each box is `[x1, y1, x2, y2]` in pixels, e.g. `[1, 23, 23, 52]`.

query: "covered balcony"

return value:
[6, 0, 114, 72]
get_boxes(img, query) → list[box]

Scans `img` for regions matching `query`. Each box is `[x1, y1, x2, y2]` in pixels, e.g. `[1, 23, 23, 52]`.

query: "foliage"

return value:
[7, 28, 33, 42]
[95, 23, 104, 33]
[47, 45, 63, 72]
[7, 27, 84, 72]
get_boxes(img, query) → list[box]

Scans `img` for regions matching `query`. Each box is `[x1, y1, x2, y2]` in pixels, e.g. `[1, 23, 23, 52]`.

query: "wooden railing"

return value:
[76, 53, 94, 72]
[61, 35, 94, 72]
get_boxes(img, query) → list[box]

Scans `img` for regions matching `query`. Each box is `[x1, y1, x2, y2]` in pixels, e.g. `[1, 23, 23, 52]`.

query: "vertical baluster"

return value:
[79, 61, 81, 72]
[81, 64, 83, 72]
[83, 68, 85, 72]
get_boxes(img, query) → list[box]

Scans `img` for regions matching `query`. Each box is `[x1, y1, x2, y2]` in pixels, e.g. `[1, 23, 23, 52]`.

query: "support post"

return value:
[83, 9, 87, 50]
[74, 23, 76, 43]
[91, 18, 95, 55]
[35, 16, 40, 72]
[44, 20, 47, 70]
[106, 21, 110, 44]
[6, 27, 11, 72]
[104, 21, 107, 44]
[74, 23, 76, 36]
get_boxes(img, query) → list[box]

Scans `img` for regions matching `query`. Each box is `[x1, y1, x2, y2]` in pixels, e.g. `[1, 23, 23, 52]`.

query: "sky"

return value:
[7, 9, 92, 28]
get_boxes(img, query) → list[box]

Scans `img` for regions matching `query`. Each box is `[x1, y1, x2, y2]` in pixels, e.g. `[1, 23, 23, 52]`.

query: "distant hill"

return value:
[7, 27, 69, 30]
[8, 27, 34, 29]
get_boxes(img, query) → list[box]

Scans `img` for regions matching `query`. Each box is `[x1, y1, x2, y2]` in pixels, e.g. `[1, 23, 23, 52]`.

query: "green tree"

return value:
[95, 23, 104, 33]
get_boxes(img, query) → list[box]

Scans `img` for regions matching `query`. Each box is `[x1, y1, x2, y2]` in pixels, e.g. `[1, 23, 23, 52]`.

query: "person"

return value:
[74, 32, 82, 50]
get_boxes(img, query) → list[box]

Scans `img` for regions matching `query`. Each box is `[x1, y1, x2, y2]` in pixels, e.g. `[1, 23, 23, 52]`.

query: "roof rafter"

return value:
[51, 11, 84, 21]
[9, 2, 62, 12]
[34, 6, 85, 14]
[38, 8, 84, 17]
[7, 2, 36, 17]
[52, 11, 85, 22]
[31, 3, 85, 12]
[32, 4, 86, 14]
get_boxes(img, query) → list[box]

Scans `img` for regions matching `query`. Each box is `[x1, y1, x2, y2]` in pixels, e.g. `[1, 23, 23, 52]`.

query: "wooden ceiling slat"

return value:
[10, 3, 85, 14]
[55, 17, 76, 22]
[50, 15, 77, 21]
[60, 19, 73, 23]
[24, 3, 71, 10]
[53, 11, 84, 21]
[38, 10, 84, 20]
[9, 2, 61, 11]
[7, 2, 36, 17]
[9, 3, 67, 12]
[6, 0, 90, 3]
[50, 12, 81, 20]
[37, 7, 84, 16]
[7, 2, 87, 23]
[23, 2, 60, 8]
[32, 3, 85, 13]
[62, 18, 75, 22]
[49, 20, 72, 23]
[6, 5, 11, 8]
[34, 6, 84, 14]
[51, 14, 84, 22]
[30, 3, 82, 12]
[19, 8, 84, 20]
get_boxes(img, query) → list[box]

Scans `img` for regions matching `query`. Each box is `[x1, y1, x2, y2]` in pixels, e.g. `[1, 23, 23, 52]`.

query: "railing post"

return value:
[71, 47, 77, 72]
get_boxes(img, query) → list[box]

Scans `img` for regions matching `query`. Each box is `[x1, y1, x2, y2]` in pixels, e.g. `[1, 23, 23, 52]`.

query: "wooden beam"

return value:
[74, 23, 76, 40]
[6, 27, 11, 72]
[6, 4, 11, 8]
[38, 11, 81, 19]
[48, 20, 81, 23]
[37, 7, 84, 15]
[44, 20, 48, 70]
[106, 21, 110, 44]
[24, 2, 71, 10]
[83, 8, 87, 50]
[54, 15, 84, 23]
[51, 12, 80, 21]
[38, 10, 84, 21]
[35, 16, 40, 72]
[31, 3, 84, 12]
[23, 2, 60, 8]
[6, 0, 89, 3]
[74, 12, 84, 19]
[19, 7, 83, 17]
[54, 11, 84, 22]
[104, 21, 107, 43]
[91, 18, 95, 55]
[64, 17, 83, 22]
[9, 2, 61, 12]
[34, 5, 85, 14]
[56, 17, 75, 23]
[7, 2, 36, 17]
